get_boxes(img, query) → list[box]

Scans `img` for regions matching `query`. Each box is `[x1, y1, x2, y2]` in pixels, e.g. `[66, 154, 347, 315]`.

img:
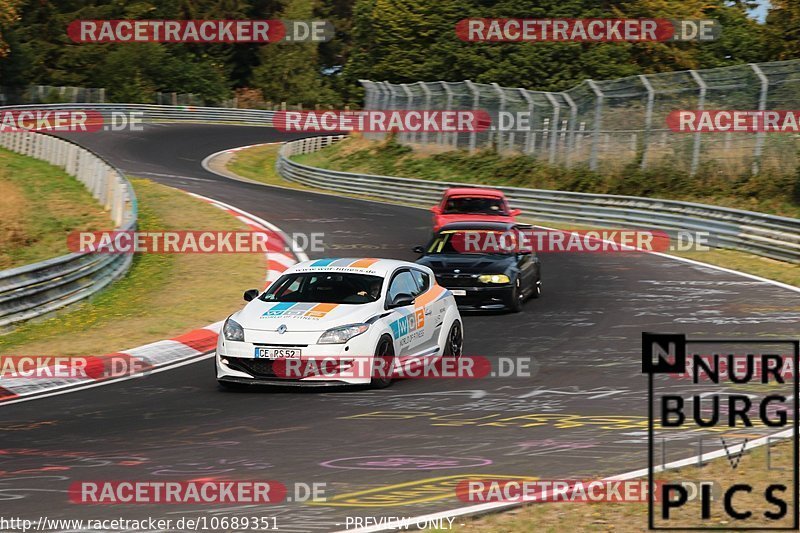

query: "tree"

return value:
[251, 0, 339, 105]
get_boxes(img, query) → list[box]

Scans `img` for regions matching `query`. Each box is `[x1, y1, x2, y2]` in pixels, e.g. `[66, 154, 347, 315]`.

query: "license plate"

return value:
[254, 347, 301, 359]
[451, 289, 467, 296]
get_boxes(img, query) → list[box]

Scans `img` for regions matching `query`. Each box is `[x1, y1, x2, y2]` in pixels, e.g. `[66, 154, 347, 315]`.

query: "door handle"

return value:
[425, 309, 432, 315]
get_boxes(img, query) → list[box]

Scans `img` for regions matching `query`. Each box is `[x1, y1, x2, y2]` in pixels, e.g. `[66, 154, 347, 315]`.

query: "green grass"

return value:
[0, 178, 266, 356]
[0, 147, 112, 269]
[294, 136, 800, 219]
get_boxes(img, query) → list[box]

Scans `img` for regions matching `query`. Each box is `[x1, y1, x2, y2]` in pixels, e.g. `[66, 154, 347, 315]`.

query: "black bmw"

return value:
[414, 222, 541, 312]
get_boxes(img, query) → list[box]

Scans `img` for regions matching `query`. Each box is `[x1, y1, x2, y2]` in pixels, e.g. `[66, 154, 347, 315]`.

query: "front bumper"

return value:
[443, 284, 514, 310]
[216, 331, 376, 386]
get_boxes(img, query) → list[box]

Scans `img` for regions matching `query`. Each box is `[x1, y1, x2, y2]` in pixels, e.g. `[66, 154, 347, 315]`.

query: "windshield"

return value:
[260, 272, 384, 304]
[425, 230, 517, 255]
[443, 196, 507, 215]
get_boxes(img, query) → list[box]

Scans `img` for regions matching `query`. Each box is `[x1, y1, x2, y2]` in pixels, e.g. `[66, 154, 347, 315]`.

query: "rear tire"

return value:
[370, 336, 395, 389]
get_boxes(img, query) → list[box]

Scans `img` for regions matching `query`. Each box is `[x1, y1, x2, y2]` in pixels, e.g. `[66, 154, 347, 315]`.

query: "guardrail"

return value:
[1, 103, 276, 126]
[0, 129, 137, 330]
[277, 135, 800, 264]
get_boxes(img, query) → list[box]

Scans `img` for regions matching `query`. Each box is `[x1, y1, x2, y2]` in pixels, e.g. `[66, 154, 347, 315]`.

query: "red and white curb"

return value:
[0, 192, 302, 405]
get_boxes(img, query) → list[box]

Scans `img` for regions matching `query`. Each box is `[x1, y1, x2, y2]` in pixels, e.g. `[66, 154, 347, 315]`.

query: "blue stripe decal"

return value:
[310, 259, 337, 267]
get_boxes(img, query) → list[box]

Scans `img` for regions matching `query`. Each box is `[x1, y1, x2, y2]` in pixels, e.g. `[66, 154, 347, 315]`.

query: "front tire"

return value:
[370, 335, 395, 389]
[506, 278, 523, 313]
[443, 320, 463, 358]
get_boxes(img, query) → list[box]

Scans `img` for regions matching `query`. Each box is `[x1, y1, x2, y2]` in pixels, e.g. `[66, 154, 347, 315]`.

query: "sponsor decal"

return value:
[261, 302, 339, 319]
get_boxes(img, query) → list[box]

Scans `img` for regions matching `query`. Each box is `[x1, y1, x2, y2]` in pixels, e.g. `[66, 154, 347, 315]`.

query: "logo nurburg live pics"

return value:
[642, 332, 799, 530]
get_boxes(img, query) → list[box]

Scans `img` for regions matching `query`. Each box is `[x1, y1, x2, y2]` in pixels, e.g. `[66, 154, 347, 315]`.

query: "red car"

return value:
[430, 187, 520, 231]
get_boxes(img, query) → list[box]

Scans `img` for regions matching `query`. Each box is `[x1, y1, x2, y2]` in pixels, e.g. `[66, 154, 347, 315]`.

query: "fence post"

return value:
[439, 82, 454, 147]
[518, 89, 536, 155]
[750, 64, 769, 176]
[491, 82, 506, 152]
[401, 83, 414, 144]
[689, 70, 707, 176]
[639, 74, 655, 170]
[587, 80, 604, 171]
[562, 92, 578, 167]
[544, 92, 561, 165]
[419, 82, 432, 145]
[465, 80, 480, 152]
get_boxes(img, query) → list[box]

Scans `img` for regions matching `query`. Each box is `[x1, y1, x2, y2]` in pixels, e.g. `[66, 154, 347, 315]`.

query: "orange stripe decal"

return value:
[349, 258, 380, 268]
[305, 303, 339, 317]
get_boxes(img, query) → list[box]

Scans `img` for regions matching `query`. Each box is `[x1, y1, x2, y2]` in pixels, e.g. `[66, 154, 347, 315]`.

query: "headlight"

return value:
[318, 323, 369, 344]
[478, 274, 511, 284]
[223, 317, 245, 341]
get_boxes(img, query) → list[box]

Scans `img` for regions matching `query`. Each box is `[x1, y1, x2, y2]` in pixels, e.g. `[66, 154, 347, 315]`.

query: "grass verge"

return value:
[293, 136, 800, 219]
[456, 438, 794, 532]
[0, 147, 112, 269]
[0, 178, 265, 356]
[225, 142, 800, 288]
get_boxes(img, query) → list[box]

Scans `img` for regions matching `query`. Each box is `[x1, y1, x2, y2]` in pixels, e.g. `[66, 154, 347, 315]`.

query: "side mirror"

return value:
[430, 206, 441, 214]
[510, 208, 522, 216]
[387, 292, 415, 309]
[412, 245, 425, 254]
[243, 289, 260, 302]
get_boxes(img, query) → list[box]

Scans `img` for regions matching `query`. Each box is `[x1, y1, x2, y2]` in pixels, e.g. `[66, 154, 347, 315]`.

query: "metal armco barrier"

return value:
[1, 103, 276, 126]
[277, 135, 800, 264]
[0, 128, 137, 330]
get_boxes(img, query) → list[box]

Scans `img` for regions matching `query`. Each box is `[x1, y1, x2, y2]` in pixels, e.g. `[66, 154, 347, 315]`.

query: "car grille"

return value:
[436, 274, 481, 288]
[227, 357, 281, 378]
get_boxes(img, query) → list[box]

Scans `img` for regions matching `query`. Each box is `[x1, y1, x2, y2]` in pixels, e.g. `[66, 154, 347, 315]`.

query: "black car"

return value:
[414, 222, 541, 312]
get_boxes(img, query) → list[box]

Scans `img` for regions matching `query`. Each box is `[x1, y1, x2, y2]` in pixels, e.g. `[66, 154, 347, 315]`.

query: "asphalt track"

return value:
[1, 123, 798, 531]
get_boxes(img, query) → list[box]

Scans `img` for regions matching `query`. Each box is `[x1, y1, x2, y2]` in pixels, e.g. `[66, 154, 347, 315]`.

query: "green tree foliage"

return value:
[0, 0, 798, 105]
[765, 0, 800, 60]
[344, 0, 770, 92]
[251, 0, 339, 106]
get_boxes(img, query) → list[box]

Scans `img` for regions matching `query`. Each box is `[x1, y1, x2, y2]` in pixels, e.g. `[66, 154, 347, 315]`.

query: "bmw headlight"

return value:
[478, 274, 511, 284]
[318, 323, 369, 344]
[223, 317, 245, 341]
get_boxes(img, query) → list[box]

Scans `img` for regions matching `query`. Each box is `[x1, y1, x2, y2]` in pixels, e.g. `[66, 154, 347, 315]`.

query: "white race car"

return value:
[216, 258, 463, 388]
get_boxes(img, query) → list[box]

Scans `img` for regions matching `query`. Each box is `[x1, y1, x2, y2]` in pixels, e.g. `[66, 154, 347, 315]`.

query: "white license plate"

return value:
[451, 289, 467, 296]
[254, 347, 301, 359]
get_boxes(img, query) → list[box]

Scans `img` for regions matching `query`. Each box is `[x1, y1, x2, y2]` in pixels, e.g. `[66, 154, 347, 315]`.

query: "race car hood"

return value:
[232, 299, 383, 332]
[416, 253, 516, 275]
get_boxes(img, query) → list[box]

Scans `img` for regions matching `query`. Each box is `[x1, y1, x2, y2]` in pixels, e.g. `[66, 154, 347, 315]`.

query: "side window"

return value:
[411, 269, 430, 296]
[387, 270, 418, 303]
